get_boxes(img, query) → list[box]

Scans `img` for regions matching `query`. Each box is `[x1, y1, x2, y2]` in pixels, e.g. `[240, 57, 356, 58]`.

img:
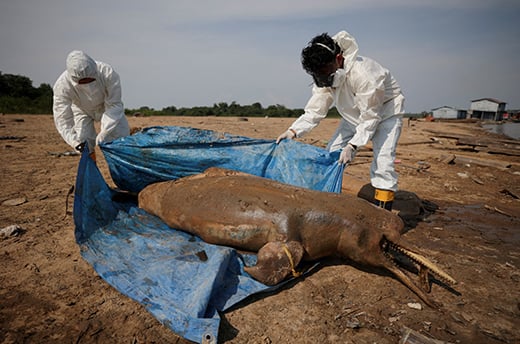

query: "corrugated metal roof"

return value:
[431, 105, 455, 111]
[470, 98, 507, 104]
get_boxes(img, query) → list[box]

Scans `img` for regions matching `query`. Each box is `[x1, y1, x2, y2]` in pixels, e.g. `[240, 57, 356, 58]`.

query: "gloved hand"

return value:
[276, 129, 296, 144]
[338, 143, 357, 165]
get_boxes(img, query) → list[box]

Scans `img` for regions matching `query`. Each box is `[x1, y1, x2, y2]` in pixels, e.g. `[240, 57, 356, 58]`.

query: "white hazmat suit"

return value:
[53, 50, 130, 153]
[285, 31, 404, 193]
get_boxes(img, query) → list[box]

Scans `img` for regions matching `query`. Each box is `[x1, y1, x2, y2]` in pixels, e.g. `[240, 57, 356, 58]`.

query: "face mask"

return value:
[77, 80, 98, 93]
[331, 68, 347, 88]
[312, 68, 347, 88]
[313, 72, 334, 88]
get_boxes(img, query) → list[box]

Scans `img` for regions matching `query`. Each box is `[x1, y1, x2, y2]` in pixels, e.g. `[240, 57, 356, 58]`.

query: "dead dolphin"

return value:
[138, 167, 455, 307]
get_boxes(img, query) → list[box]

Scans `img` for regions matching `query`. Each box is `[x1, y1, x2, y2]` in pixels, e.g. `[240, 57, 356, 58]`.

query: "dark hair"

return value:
[301, 33, 341, 75]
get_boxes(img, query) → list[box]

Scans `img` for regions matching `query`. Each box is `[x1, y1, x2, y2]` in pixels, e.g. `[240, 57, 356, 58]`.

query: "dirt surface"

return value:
[1, 114, 519, 344]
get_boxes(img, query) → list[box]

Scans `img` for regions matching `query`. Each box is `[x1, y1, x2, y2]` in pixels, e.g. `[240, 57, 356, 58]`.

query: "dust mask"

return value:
[331, 68, 347, 88]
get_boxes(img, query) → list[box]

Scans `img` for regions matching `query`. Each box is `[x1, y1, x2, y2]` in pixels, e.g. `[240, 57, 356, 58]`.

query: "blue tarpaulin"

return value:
[74, 126, 344, 343]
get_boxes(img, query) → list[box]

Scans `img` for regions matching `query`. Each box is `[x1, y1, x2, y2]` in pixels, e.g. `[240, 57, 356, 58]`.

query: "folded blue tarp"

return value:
[74, 126, 344, 343]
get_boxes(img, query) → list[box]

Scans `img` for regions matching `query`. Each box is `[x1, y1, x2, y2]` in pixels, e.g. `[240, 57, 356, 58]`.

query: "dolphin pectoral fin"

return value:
[244, 241, 304, 286]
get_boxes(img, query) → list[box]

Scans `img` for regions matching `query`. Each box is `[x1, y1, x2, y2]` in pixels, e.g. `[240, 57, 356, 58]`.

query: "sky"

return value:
[1, 0, 519, 113]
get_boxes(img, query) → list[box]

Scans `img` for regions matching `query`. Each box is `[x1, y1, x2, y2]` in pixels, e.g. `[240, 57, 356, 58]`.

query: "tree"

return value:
[0, 72, 53, 113]
[162, 106, 177, 114]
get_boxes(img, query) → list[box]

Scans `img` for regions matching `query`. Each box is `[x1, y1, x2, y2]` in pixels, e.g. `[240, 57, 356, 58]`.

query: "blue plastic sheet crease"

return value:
[74, 126, 344, 343]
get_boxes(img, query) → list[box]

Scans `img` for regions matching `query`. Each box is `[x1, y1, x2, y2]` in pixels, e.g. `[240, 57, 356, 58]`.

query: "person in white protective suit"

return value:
[276, 31, 404, 211]
[53, 50, 130, 161]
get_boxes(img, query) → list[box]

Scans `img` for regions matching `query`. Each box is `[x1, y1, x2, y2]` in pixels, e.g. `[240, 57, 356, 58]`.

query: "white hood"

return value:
[332, 31, 359, 73]
[66, 50, 97, 83]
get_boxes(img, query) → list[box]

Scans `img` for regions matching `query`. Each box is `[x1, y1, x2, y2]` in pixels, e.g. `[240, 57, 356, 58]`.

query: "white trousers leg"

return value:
[326, 115, 403, 192]
[370, 116, 402, 191]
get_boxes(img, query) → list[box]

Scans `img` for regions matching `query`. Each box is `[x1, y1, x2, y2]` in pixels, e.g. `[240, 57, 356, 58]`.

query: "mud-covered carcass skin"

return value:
[138, 168, 455, 307]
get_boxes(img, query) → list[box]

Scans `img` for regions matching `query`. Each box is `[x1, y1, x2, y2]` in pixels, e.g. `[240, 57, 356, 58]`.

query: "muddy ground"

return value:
[1, 114, 519, 344]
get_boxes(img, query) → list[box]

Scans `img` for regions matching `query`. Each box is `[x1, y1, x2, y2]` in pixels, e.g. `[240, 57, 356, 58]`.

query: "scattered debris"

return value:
[440, 154, 512, 170]
[261, 335, 272, 344]
[439, 154, 456, 164]
[397, 161, 431, 173]
[417, 161, 430, 168]
[407, 302, 423, 310]
[2, 197, 27, 206]
[340, 310, 366, 329]
[399, 139, 441, 146]
[456, 172, 469, 179]
[334, 307, 360, 320]
[65, 185, 75, 217]
[0, 224, 23, 237]
[500, 188, 519, 199]
[479, 326, 512, 343]
[389, 309, 407, 323]
[0, 135, 26, 141]
[442, 323, 457, 336]
[425, 129, 520, 156]
[450, 312, 464, 324]
[505, 262, 516, 269]
[389, 316, 400, 323]
[470, 175, 485, 185]
[400, 326, 449, 344]
[47, 151, 80, 157]
[484, 204, 513, 217]
[457, 170, 485, 185]
[459, 312, 473, 323]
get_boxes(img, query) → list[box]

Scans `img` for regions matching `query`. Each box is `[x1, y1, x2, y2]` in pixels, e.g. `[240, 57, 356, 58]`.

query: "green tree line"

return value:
[0, 72, 53, 114]
[1, 71, 422, 118]
[126, 101, 335, 118]
[0, 72, 345, 117]
[0, 72, 432, 119]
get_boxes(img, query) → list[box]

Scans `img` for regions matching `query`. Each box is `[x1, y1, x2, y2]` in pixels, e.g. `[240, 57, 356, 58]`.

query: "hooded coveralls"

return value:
[53, 50, 130, 152]
[289, 31, 404, 192]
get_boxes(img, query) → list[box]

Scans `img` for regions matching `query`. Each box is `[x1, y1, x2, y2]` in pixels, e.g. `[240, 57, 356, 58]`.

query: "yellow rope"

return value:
[282, 244, 302, 278]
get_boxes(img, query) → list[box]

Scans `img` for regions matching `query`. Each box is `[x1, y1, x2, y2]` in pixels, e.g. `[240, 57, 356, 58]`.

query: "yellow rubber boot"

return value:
[374, 189, 394, 211]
